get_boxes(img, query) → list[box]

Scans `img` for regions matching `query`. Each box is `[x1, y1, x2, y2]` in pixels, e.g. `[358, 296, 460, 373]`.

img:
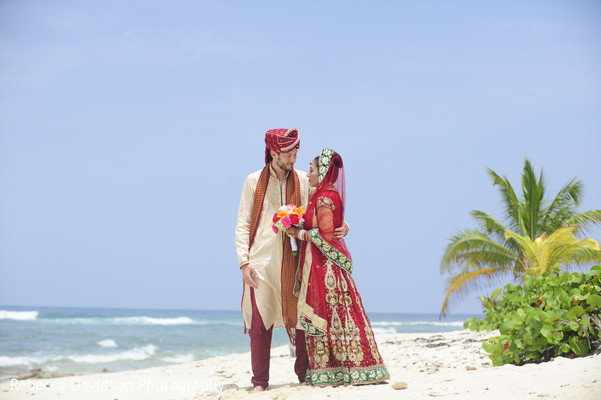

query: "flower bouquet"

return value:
[272, 204, 305, 255]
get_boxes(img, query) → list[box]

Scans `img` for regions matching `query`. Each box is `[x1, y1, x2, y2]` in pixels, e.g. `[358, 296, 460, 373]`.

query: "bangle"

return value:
[297, 229, 307, 240]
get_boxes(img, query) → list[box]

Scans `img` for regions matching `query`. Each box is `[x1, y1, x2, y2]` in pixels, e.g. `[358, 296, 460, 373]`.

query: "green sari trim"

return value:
[299, 312, 326, 336]
[308, 228, 353, 275]
[306, 364, 390, 386]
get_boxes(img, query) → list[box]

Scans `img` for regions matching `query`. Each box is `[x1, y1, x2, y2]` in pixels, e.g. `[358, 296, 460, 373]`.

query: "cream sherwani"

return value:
[235, 166, 309, 331]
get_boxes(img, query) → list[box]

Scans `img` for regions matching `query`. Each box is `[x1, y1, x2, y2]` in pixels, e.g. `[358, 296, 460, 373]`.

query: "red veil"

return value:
[303, 148, 352, 274]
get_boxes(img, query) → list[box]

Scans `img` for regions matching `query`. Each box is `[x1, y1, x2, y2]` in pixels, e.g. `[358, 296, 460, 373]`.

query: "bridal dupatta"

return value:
[297, 148, 389, 386]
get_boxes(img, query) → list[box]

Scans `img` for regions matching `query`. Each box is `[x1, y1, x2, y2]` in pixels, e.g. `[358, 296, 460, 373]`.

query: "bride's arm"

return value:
[287, 196, 336, 242]
[315, 196, 336, 241]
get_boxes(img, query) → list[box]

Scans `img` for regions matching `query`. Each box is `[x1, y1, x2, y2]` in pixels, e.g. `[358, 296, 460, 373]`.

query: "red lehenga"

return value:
[296, 149, 389, 386]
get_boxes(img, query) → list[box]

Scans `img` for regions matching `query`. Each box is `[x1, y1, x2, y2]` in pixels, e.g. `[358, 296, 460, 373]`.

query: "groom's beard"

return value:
[276, 158, 294, 172]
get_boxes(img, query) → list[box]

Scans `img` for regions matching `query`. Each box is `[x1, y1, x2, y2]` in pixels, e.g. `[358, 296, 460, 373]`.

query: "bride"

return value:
[287, 148, 390, 386]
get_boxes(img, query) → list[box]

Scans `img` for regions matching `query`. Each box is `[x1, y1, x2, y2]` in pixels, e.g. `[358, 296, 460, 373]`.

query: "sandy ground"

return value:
[1, 330, 599, 400]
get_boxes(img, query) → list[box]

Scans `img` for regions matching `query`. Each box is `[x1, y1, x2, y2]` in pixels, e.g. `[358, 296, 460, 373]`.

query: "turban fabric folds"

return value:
[264, 127, 300, 164]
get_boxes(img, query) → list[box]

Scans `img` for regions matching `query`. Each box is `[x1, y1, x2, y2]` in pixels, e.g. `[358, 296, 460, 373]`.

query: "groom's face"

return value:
[273, 149, 297, 172]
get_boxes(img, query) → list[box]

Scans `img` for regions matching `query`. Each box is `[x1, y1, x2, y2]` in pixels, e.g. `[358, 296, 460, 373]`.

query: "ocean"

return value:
[0, 306, 474, 381]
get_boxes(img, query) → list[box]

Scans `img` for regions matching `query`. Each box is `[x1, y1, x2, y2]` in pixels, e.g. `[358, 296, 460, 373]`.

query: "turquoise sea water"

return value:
[0, 306, 476, 381]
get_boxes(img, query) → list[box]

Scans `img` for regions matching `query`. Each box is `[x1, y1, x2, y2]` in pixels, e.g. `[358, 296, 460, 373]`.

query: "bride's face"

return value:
[307, 160, 319, 187]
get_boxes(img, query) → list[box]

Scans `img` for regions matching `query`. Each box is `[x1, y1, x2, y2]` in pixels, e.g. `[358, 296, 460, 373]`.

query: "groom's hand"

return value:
[285, 226, 300, 237]
[334, 222, 349, 239]
[241, 264, 258, 288]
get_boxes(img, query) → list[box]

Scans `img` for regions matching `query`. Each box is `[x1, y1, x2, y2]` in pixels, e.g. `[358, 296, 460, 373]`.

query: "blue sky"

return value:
[1, 1, 600, 315]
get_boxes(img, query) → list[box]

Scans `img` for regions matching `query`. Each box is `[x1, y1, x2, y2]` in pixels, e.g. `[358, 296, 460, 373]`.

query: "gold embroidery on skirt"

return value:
[330, 309, 343, 336]
[313, 335, 330, 367]
[362, 315, 381, 363]
[339, 274, 349, 292]
[326, 292, 339, 306]
[325, 261, 336, 290]
[349, 339, 364, 366]
[344, 312, 364, 366]
[333, 338, 347, 362]
[329, 309, 346, 362]
[345, 311, 357, 334]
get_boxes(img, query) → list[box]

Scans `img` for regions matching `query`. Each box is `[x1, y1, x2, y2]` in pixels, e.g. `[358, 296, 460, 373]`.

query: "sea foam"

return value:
[111, 316, 195, 325]
[372, 327, 397, 334]
[0, 345, 158, 366]
[41, 316, 197, 326]
[160, 354, 195, 363]
[0, 310, 39, 321]
[97, 339, 118, 348]
[67, 344, 158, 363]
[0, 355, 35, 367]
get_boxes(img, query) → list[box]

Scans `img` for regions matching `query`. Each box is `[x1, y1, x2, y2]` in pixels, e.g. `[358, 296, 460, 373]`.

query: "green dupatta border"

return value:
[308, 228, 353, 275]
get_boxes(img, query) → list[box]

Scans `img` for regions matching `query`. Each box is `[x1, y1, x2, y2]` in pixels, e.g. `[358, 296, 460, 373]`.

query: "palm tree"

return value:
[440, 158, 601, 316]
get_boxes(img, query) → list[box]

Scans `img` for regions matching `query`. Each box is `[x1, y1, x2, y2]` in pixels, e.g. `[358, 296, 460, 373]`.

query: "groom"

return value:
[235, 127, 348, 391]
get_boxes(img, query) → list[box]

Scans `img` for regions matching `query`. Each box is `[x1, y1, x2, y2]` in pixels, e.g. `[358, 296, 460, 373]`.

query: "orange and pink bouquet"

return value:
[272, 204, 305, 254]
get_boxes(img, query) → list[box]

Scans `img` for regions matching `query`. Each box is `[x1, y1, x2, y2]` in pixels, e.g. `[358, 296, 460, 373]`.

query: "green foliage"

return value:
[440, 158, 601, 316]
[465, 265, 601, 366]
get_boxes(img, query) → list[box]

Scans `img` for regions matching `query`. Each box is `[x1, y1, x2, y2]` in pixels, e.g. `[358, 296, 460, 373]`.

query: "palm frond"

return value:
[572, 246, 601, 266]
[487, 168, 521, 232]
[440, 229, 517, 274]
[555, 235, 601, 269]
[470, 210, 508, 239]
[507, 227, 601, 275]
[520, 158, 546, 239]
[561, 210, 601, 236]
[504, 229, 537, 260]
[439, 266, 515, 317]
[540, 178, 583, 232]
[470, 210, 521, 253]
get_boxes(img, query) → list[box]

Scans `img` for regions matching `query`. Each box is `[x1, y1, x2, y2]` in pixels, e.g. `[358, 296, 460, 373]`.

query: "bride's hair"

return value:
[333, 154, 343, 168]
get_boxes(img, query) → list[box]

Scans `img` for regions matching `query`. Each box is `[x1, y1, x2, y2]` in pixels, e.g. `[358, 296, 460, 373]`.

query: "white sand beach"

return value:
[1, 330, 599, 400]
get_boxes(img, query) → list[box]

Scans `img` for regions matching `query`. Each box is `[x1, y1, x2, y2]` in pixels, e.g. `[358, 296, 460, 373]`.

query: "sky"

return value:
[1, 1, 600, 316]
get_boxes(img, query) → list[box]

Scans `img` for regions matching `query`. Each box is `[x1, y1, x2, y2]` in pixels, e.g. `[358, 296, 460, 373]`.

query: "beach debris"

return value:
[391, 381, 408, 390]
[465, 366, 477, 371]
[270, 391, 289, 400]
[212, 369, 234, 379]
[221, 384, 238, 391]
[16, 369, 74, 380]
[428, 386, 458, 397]
[415, 335, 454, 348]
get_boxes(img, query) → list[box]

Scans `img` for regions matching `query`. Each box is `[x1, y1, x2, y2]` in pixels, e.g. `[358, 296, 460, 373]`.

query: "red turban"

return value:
[264, 127, 300, 164]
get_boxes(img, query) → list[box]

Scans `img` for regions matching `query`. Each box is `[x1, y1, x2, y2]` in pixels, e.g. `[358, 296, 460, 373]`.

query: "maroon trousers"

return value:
[249, 287, 308, 389]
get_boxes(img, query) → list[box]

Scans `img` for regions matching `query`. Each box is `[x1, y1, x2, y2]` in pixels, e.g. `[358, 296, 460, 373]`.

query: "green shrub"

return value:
[465, 265, 601, 366]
